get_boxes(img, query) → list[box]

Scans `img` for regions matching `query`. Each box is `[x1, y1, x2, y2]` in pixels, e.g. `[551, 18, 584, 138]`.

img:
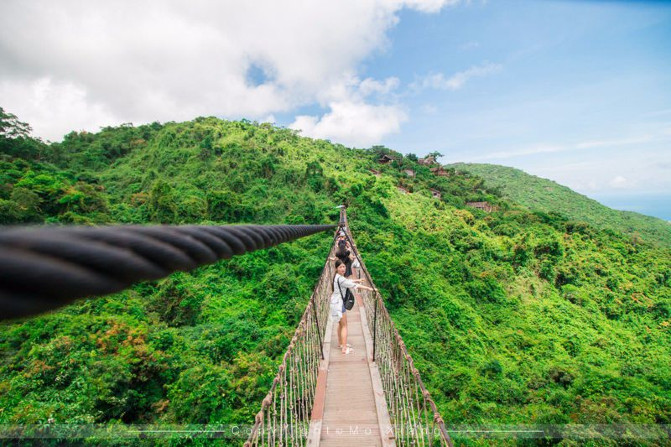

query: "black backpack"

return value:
[337, 277, 355, 310]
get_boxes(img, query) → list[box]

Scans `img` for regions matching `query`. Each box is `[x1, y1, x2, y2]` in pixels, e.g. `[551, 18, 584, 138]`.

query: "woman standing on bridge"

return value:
[331, 259, 374, 354]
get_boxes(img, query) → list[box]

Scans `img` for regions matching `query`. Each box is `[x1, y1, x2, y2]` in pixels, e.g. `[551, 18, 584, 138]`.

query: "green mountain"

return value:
[448, 162, 671, 247]
[1, 110, 670, 444]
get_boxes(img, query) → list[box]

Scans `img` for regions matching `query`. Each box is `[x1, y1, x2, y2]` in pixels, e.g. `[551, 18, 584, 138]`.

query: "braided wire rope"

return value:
[0, 224, 334, 321]
[341, 222, 454, 447]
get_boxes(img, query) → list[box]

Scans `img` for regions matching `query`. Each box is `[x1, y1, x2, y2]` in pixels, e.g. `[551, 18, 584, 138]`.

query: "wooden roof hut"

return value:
[377, 154, 395, 164]
[466, 201, 495, 213]
[418, 155, 437, 166]
[430, 166, 450, 177]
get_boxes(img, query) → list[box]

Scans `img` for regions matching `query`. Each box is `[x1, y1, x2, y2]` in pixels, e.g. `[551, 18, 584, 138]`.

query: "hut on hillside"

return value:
[418, 155, 437, 166]
[404, 169, 415, 177]
[377, 154, 395, 164]
[397, 185, 410, 194]
[369, 169, 381, 177]
[430, 188, 442, 199]
[466, 201, 496, 213]
[430, 166, 450, 177]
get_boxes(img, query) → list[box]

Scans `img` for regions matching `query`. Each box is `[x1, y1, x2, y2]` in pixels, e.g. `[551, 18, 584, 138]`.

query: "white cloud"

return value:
[291, 101, 407, 147]
[0, 0, 459, 142]
[609, 175, 636, 189]
[469, 143, 565, 161]
[470, 127, 671, 163]
[421, 104, 438, 114]
[412, 62, 502, 91]
[260, 114, 276, 124]
[400, 0, 461, 13]
[0, 77, 120, 141]
[583, 180, 599, 192]
[359, 77, 401, 96]
[289, 72, 406, 146]
[513, 147, 670, 195]
[459, 41, 480, 51]
[456, 125, 671, 195]
[575, 136, 653, 149]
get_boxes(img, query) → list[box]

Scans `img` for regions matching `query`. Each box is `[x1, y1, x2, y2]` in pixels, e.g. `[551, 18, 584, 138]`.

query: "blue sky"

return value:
[2, 0, 670, 219]
[288, 0, 671, 219]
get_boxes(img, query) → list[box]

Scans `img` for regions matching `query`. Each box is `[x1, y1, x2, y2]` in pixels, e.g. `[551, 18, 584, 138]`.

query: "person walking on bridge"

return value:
[333, 237, 355, 278]
[331, 259, 374, 354]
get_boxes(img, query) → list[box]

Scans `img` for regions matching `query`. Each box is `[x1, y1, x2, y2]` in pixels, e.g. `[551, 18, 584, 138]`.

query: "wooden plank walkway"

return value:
[308, 293, 394, 447]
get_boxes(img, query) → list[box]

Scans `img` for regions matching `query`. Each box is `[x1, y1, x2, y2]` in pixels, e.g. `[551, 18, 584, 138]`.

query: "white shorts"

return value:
[330, 298, 343, 322]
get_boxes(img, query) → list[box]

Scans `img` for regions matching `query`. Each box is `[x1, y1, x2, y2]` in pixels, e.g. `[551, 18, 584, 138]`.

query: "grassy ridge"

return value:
[448, 162, 671, 247]
[0, 114, 669, 445]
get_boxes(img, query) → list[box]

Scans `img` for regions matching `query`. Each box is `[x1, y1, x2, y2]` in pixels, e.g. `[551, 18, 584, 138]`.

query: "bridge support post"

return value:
[338, 205, 347, 227]
[373, 295, 378, 362]
[312, 295, 324, 360]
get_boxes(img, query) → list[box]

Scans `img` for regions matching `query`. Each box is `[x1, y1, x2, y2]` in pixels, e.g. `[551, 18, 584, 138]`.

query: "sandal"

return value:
[338, 343, 353, 348]
[342, 347, 353, 355]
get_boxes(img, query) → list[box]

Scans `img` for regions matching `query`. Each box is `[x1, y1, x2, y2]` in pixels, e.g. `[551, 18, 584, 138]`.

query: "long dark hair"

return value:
[332, 259, 344, 293]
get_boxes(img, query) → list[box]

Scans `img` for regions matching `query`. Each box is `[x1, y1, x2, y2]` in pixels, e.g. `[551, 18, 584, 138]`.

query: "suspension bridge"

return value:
[243, 208, 451, 446]
[0, 208, 453, 446]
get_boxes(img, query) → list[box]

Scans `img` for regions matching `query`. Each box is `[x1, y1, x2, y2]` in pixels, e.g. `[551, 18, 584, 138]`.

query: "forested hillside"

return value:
[1, 109, 670, 445]
[448, 162, 671, 247]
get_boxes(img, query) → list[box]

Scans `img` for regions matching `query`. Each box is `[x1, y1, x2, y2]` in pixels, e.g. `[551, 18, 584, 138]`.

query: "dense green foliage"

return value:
[448, 162, 671, 247]
[1, 109, 670, 445]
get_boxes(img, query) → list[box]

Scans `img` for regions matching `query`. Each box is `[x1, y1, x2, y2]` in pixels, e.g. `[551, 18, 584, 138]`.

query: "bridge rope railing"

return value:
[244, 230, 338, 447]
[341, 217, 453, 447]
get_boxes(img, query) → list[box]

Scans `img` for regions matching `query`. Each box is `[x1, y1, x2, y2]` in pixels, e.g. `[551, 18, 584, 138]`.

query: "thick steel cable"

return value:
[0, 224, 335, 321]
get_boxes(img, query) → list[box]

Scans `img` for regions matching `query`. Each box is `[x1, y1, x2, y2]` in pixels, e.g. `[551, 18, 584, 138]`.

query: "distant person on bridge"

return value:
[333, 237, 355, 278]
[331, 259, 374, 354]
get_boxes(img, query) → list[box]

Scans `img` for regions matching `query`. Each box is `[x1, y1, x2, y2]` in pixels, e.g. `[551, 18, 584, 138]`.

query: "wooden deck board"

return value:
[319, 300, 385, 446]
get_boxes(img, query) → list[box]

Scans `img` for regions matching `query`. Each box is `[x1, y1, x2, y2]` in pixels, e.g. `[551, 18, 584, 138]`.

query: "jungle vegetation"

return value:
[1, 107, 670, 446]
